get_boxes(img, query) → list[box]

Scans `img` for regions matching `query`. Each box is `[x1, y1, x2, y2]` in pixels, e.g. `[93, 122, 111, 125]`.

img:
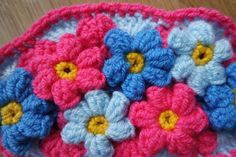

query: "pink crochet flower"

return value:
[40, 130, 86, 157]
[18, 15, 115, 110]
[129, 83, 209, 157]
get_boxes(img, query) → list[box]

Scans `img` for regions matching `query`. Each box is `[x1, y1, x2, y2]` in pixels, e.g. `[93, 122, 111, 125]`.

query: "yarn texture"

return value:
[61, 90, 135, 157]
[0, 2, 236, 157]
[103, 28, 175, 100]
[0, 68, 56, 156]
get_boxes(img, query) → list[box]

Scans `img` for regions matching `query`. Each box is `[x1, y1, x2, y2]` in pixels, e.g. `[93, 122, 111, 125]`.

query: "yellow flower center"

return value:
[192, 43, 213, 66]
[55, 61, 78, 80]
[159, 110, 179, 131]
[87, 115, 109, 135]
[126, 52, 145, 73]
[0, 102, 23, 125]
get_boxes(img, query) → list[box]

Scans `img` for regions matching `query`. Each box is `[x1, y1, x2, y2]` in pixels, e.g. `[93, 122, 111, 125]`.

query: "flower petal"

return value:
[77, 14, 115, 47]
[64, 101, 91, 123]
[16, 112, 54, 138]
[129, 101, 158, 128]
[85, 135, 114, 157]
[146, 86, 172, 110]
[103, 56, 129, 87]
[105, 91, 129, 122]
[18, 40, 56, 74]
[205, 61, 226, 85]
[172, 83, 196, 116]
[106, 119, 135, 141]
[52, 79, 81, 111]
[84, 90, 110, 115]
[121, 74, 145, 100]
[171, 55, 195, 81]
[188, 20, 215, 45]
[168, 132, 196, 156]
[104, 29, 132, 55]
[56, 34, 83, 58]
[168, 28, 197, 55]
[139, 127, 166, 155]
[226, 63, 236, 88]
[61, 122, 87, 144]
[213, 39, 233, 62]
[144, 48, 175, 70]
[142, 66, 172, 87]
[22, 94, 56, 114]
[187, 67, 208, 96]
[33, 69, 57, 100]
[204, 84, 234, 109]
[3, 68, 32, 103]
[132, 29, 162, 53]
[76, 47, 104, 69]
[177, 107, 208, 134]
[76, 68, 105, 93]
[208, 106, 236, 131]
[2, 126, 32, 156]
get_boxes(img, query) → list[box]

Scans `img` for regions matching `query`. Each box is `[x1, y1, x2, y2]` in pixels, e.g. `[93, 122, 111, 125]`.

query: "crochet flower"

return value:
[61, 90, 135, 157]
[129, 83, 208, 156]
[204, 63, 236, 131]
[19, 14, 115, 111]
[0, 68, 56, 156]
[103, 29, 175, 100]
[40, 130, 86, 157]
[168, 20, 233, 95]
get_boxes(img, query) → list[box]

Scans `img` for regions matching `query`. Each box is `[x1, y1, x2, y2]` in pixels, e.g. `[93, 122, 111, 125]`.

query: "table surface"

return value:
[0, 0, 236, 156]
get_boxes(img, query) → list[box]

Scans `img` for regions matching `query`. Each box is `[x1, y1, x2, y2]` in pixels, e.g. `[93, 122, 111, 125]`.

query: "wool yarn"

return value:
[0, 2, 236, 157]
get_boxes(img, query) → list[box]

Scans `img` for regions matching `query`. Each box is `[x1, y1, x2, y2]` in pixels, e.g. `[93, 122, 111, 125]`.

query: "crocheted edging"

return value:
[0, 3, 236, 63]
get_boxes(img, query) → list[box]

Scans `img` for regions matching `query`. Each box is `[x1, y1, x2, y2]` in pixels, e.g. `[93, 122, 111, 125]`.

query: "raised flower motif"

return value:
[19, 15, 115, 111]
[129, 83, 209, 156]
[0, 68, 56, 156]
[103, 29, 175, 100]
[168, 20, 233, 95]
[204, 63, 236, 131]
[61, 90, 135, 157]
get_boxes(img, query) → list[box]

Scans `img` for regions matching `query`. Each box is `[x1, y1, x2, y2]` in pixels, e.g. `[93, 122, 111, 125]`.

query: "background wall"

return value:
[0, 0, 236, 46]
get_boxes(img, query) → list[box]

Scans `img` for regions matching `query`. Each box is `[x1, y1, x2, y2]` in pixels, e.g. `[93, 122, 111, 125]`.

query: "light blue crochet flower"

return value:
[61, 90, 135, 157]
[168, 20, 233, 95]
[204, 63, 236, 131]
[0, 68, 56, 156]
[103, 28, 175, 100]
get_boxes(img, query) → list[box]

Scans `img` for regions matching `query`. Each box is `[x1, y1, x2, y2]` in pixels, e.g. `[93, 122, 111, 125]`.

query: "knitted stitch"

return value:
[103, 28, 175, 100]
[169, 20, 233, 96]
[0, 68, 56, 156]
[61, 90, 135, 157]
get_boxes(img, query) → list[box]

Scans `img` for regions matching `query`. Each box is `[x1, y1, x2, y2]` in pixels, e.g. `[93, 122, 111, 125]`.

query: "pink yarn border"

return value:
[0, 2, 236, 156]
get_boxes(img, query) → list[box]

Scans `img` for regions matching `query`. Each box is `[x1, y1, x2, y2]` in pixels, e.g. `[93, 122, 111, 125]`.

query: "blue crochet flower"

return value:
[204, 63, 236, 131]
[61, 90, 135, 157]
[0, 68, 56, 156]
[168, 20, 233, 96]
[103, 29, 175, 100]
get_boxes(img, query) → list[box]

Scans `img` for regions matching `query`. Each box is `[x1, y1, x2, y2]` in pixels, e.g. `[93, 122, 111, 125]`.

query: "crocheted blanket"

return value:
[0, 2, 236, 157]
